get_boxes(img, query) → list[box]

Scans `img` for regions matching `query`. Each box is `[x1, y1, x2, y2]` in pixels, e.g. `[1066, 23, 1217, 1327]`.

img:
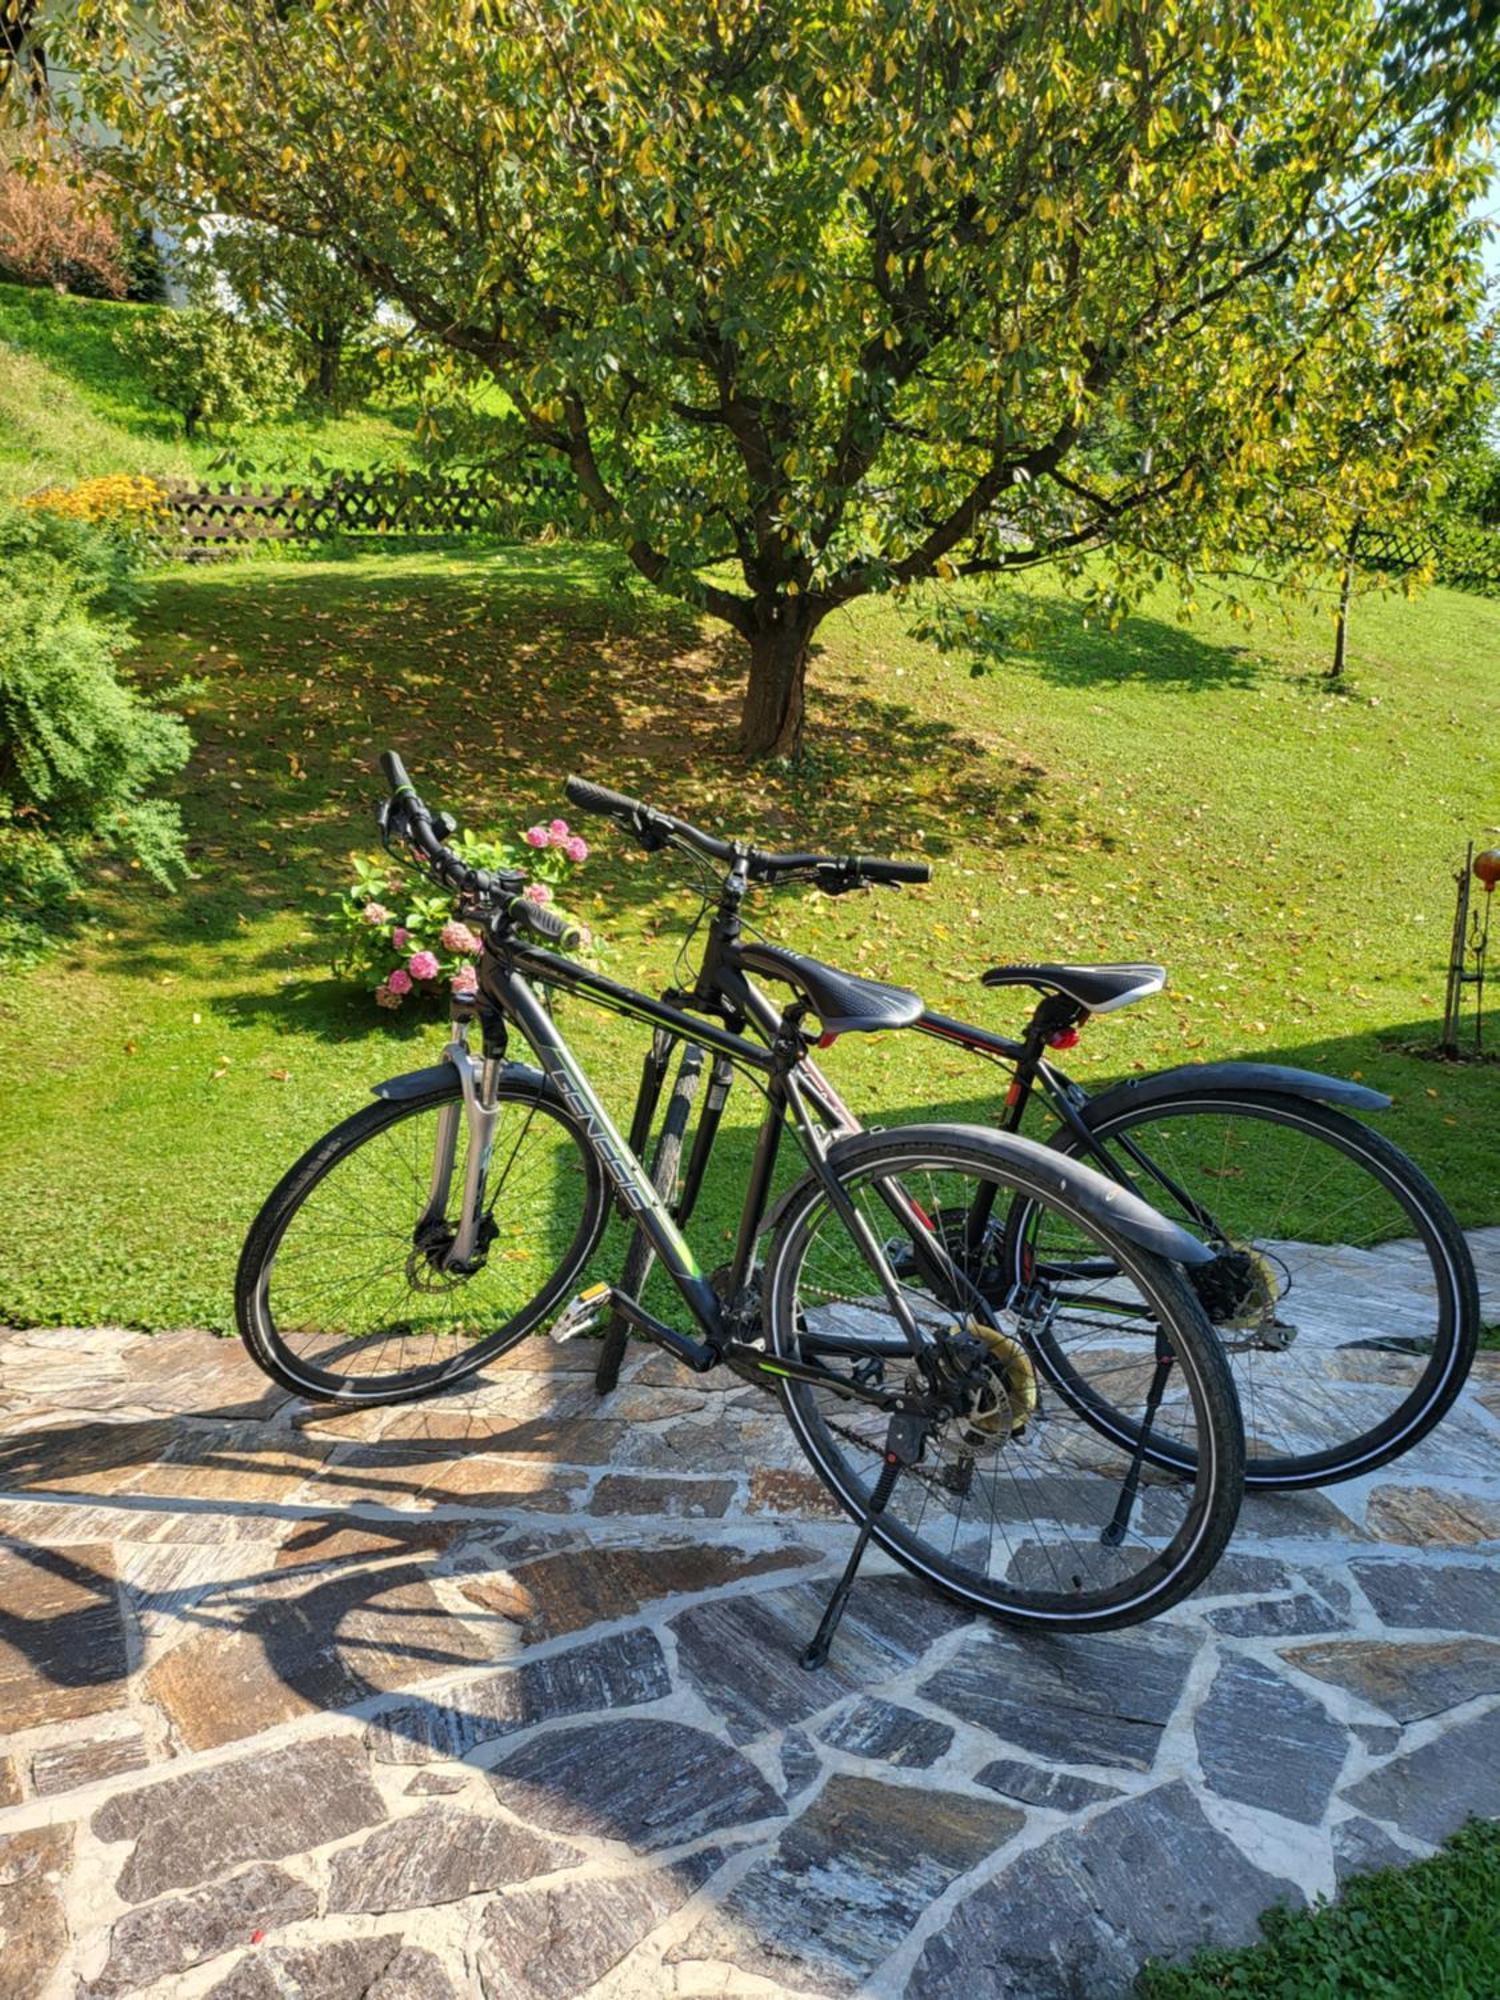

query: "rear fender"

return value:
[763, 1121, 1214, 1267]
[1082, 1061, 1390, 1122]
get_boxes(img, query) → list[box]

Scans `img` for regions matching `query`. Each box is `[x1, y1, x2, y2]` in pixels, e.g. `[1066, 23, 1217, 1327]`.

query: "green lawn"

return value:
[0, 281, 423, 497]
[0, 542, 1496, 1330]
[1138, 1818, 1500, 1999]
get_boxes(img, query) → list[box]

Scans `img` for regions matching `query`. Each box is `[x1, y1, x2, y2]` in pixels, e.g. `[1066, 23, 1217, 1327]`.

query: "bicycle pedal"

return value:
[550, 1283, 613, 1344]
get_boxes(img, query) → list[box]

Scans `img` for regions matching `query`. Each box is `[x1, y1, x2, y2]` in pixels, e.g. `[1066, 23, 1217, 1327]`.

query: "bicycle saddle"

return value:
[980, 962, 1167, 1013]
[737, 942, 923, 1035]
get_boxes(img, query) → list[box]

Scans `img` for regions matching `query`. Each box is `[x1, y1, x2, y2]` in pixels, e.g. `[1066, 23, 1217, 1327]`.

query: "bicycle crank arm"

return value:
[552, 1284, 718, 1374]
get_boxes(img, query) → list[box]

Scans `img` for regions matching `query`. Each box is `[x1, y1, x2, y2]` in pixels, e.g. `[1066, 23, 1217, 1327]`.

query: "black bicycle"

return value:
[578, 780, 1479, 1493]
[236, 755, 1244, 1659]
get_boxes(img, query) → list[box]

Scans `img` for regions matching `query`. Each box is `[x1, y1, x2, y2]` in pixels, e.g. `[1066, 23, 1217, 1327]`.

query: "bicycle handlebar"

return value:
[563, 774, 930, 890]
[378, 752, 583, 951]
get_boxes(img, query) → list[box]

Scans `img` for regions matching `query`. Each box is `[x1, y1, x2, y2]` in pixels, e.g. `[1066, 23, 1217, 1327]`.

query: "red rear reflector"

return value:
[1048, 1027, 1081, 1050]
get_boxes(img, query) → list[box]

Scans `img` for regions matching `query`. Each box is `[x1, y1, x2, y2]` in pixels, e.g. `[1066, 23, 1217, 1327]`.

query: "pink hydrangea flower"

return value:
[524, 881, 552, 905]
[450, 967, 478, 996]
[549, 818, 569, 837]
[439, 919, 481, 956]
[408, 949, 440, 981]
[392, 925, 409, 949]
[387, 967, 412, 996]
[524, 825, 549, 849]
[563, 836, 588, 864]
[362, 901, 390, 925]
[375, 980, 401, 1009]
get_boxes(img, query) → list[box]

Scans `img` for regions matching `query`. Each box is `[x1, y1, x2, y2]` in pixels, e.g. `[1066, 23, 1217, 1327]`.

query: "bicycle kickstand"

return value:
[801, 1412, 927, 1672]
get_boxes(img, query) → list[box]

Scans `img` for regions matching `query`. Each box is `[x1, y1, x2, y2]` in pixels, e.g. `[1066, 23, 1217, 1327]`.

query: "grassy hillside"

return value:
[0, 281, 423, 498]
[0, 540, 1494, 1331]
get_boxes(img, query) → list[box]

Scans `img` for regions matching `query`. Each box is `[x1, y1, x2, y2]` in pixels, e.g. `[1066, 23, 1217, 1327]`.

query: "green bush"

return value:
[112, 304, 296, 437]
[0, 507, 190, 962]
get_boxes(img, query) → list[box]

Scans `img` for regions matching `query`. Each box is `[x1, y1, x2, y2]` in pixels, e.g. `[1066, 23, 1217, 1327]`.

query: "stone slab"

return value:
[487, 1717, 782, 1852]
[83, 1863, 317, 1998]
[671, 1775, 1022, 1995]
[207, 1936, 405, 2000]
[31, 1727, 149, 1797]
[476, 1848, 723, 1999]
[974, 1759, 1123, 1813]
[1351, 1561, 1500, 1637]
[461, 1540, 816, 1645]
[1332, 1815, 1416, 1886]
[1343, 1706, 1500, 1844]
[815, 1698, 955, 1769]
[94, 1735, 387, 1902]
[587, 1474, 736, 1518]
[1193, 1654, 1347, 1825]
[918, 1623, 1198, 1773]
[1365, 1485, 1500, 1546]
[365, 1625, 672, 1765]
[672, 1577, 972, 1742]
[145, 1559, 498, 1751]
[906, 1781, 1304, 1999]
[0, 1540, 129, 1730]
[327, 1804, 577, 1912]
[1282, 1636, 1500, 1723]
[0, 1823, 73, 2000]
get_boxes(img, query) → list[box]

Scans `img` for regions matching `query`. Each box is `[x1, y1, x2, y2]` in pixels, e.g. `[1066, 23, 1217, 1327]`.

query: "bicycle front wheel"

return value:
[1010, 1091, 1479, 1489]
[236, 1072, 608, 1403]
[763, 1129, 1244, 1633]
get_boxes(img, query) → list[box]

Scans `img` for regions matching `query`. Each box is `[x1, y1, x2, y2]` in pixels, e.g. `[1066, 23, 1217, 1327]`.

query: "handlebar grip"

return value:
[565, 775, 649, 823]
[858, 857, 931, 886]
[380, 749, 414, 797]
[511, 896, 583, 952]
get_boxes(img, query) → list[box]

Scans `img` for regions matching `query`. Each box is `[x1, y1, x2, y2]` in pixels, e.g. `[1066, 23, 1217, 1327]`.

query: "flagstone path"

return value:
[1, 1230, 1497, 2000]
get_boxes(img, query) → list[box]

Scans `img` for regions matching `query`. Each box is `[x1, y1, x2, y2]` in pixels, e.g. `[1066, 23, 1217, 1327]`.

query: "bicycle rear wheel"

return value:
[1006, 1091, 1478, 1488]
[763, 1129, 1243, 1633]
[236, 1073, 608, 1403]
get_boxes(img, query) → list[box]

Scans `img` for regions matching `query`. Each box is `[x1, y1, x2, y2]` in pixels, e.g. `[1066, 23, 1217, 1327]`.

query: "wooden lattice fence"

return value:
[163, 460, 580, 556]
[160, 464, 1500, 595]
[1350, 523, 1500, 596]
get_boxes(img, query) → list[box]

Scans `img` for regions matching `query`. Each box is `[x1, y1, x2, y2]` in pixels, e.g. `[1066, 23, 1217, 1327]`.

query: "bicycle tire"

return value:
[1007, 1090, 1479, 1489]
[763, 1126, 1244, 1632]
[236, 1072, 609, 1404]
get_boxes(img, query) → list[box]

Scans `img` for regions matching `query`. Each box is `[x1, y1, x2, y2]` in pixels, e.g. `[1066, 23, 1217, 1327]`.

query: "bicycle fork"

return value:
[418, 1022, 502, 1272]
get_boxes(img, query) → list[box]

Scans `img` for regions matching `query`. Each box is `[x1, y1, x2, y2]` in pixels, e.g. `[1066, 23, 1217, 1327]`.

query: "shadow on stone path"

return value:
[1, 1264, 1498, 1999]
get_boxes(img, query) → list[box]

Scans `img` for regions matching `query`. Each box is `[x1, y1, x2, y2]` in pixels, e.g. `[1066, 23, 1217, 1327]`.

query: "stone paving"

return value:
[1, 1229, 1497, 2000]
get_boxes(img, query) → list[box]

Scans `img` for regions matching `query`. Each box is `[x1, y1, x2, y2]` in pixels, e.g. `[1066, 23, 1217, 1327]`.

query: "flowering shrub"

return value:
[24, 476, 170, 556]
[331, 820, 589, 1011]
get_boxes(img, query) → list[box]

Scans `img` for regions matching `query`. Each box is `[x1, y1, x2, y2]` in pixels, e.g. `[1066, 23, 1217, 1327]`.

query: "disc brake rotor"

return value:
[1194, 1241, 1298, 1350]
[952, 1316, 1038, 1448]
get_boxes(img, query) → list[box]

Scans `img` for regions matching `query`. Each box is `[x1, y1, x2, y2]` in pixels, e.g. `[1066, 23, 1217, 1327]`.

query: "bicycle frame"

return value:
[435, 933, 968, 1410]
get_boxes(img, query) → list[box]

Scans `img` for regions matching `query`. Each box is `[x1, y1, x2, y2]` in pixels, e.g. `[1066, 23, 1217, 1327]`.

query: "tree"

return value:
[112, 305, 296, 437]
[0, 505, 189, 962]
[59, 1, 1500, 755]
[0, 140, 127, 297]
[208, 223, 377, 409]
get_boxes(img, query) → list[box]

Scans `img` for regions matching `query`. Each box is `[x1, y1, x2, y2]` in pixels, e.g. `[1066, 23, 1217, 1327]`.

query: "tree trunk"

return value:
[314, 324, 342, 407]
[738, 613, 815, 759]
[1329, 516, 1360, 681]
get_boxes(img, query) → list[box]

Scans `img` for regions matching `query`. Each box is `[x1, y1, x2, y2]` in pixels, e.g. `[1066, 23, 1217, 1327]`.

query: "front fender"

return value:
[371, 1057, 549, 1102]
[763, 1121, 1214, 1268]
[1083, 1061, 1390, 1122]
